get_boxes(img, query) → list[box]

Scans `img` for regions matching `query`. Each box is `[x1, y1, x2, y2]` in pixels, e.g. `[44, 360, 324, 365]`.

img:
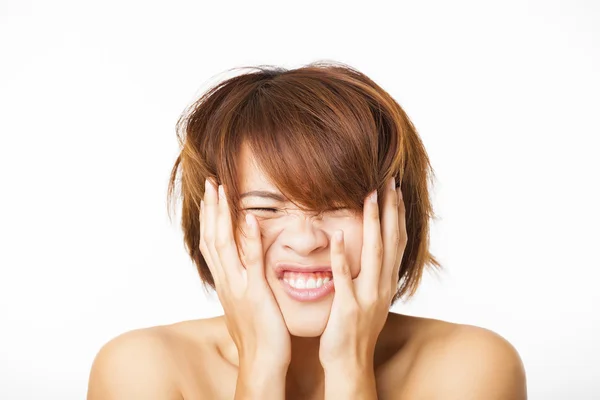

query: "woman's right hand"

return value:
[199, 178, 291, 373]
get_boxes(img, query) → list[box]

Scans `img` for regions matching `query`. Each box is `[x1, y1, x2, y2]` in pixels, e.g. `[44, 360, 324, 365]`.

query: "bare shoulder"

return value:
[386, 316, 527, 399]
[86, 325, 183, 399]
[87, 318, 222, 400]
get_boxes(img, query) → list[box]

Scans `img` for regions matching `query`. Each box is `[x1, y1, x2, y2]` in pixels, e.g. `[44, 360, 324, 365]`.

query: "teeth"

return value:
[286, 275, 333, 289]
[282, 270, 334, 289]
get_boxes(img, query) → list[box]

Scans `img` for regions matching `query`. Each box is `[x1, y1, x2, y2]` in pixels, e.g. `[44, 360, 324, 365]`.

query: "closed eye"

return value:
[247, 207, 350, 215]
[247, 208, 279, 213]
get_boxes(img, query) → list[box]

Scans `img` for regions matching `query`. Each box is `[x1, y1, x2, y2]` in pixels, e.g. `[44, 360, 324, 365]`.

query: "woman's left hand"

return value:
[319, 176, 407, 370]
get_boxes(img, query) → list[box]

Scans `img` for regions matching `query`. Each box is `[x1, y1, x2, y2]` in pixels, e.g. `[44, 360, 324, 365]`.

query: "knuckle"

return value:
[337, 263, 351, 277]
[369, 204, 379, 219]
[389, 192, 399, 207]
[373, 242, 383, 258]
[391, 233, 400, 248]
[243, 252, 259, 267]
[200, 242, 214, 262]
[203, 231, 215, 244]
[215, 234, 231, 250]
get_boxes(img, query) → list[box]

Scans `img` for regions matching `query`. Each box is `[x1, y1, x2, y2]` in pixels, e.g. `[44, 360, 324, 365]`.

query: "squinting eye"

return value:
[248, 208, 279, 213]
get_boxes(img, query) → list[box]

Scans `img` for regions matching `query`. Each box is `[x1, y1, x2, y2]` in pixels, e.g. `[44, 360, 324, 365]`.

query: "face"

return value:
[235, 143, 364, 337]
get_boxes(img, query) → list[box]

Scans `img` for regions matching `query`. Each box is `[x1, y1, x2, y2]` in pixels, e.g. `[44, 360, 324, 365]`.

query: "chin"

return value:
[267, 272, 335, 337]
[276, 297, 333, 337]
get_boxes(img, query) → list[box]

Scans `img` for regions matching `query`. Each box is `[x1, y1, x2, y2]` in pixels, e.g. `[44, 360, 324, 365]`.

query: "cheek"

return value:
[331, 218, 363, 273]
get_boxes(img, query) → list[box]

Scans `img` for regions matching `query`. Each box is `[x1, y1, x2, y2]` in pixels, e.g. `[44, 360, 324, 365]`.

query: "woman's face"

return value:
[234, 144, 364, 337]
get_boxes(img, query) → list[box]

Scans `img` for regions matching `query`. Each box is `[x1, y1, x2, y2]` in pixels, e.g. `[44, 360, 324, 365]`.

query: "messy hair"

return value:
[167, 60, 441, 303]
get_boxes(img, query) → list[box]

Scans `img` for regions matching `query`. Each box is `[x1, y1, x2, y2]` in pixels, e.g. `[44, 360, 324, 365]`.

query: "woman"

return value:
[87, 61, 527, 399]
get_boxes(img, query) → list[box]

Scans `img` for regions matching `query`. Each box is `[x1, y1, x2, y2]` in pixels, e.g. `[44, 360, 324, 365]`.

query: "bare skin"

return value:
[167, 312, 452, 399]
[87, 312, 527, 399]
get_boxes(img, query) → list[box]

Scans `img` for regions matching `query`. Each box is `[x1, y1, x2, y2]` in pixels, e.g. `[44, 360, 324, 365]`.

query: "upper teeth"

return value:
[284, 275, 331, 289]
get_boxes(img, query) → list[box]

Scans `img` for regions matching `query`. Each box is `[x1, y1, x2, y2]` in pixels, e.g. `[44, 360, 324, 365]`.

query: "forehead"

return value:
[235, 142, 351, 211]
[236, 142, 277, 192]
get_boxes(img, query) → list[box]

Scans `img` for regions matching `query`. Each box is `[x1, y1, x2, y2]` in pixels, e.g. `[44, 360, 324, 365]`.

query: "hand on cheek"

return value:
[319, 177, 407, 369]
[199, 179, 291, 371]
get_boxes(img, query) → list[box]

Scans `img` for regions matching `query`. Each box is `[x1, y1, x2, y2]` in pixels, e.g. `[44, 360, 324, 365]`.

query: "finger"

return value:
[392, 185, 407, 288]
[380, 177, 400, 293]
[330, 230, 355, 302]
[215, 184, 245, 285]
[240, 212, 267, 288]
[356, 188, 383, 297]
[200, 199, 219, 287]
[202, 178, 224, 286]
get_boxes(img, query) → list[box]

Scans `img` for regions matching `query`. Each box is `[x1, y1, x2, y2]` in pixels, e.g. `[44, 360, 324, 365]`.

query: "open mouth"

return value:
[281, 271, 333, 289]
[277, 270, 335, 302]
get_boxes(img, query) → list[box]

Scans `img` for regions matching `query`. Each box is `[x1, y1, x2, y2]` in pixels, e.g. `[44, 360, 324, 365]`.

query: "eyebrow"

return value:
[240, 190, 288, 202]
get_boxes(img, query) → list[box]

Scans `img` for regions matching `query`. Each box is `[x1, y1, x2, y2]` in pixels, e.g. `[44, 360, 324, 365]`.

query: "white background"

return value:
[1, 0, 598, 398]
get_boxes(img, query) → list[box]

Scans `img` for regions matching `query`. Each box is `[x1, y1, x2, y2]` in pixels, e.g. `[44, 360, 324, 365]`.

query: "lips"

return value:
[275, 262, 335, 302]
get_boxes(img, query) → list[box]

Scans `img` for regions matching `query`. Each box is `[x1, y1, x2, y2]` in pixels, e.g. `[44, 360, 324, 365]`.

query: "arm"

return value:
[323, 361, 378, 399]
[86, 329, 182, 400]
[235, 360, 287, 400]
[201, 181, 290, 399]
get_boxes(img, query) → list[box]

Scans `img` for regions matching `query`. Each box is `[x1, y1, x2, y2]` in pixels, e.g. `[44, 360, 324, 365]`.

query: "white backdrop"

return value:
[1, 0, 598, 398]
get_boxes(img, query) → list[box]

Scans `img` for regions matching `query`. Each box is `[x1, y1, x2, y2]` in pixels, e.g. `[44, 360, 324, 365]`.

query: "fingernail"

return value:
[389, 176, 396, 190]
[369, 190, 378, 203]
[218, 185, 225, 199]
[334, 230, 343, 242]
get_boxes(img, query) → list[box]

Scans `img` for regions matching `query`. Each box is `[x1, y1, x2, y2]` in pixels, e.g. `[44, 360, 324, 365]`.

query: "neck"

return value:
[285, 335, 325, 397]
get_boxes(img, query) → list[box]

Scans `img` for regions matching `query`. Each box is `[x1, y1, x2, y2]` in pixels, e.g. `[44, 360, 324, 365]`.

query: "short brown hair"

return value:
[167, 60, 441, 303]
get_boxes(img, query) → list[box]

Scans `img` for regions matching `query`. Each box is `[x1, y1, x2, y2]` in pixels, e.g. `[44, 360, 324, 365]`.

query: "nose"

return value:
[281, 213, 329, 257]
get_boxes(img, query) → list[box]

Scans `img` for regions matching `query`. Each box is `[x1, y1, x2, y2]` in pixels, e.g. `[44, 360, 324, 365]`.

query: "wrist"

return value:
[321, 351, 374, 374]
[239, 352, 290, 373]
[236, 361, 287, 400]
[323, 362, 377, 399]
[323, 359, 374, 377]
